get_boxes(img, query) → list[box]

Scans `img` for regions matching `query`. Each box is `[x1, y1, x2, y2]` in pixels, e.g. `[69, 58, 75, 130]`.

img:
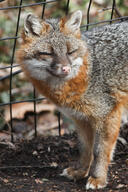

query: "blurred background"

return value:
[0, 0, 128, 141]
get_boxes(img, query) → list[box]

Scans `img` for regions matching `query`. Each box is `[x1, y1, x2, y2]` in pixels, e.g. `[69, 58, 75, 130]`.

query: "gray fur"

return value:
[82, 21, 128, 118]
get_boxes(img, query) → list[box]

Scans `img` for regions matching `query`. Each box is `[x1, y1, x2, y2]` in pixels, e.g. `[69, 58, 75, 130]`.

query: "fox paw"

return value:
[86, 176, 106, 190]
[60, 167, 88, 181]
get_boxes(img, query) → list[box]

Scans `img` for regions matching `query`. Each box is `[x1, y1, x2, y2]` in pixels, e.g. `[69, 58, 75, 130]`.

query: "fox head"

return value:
[18, 11, 87, 82]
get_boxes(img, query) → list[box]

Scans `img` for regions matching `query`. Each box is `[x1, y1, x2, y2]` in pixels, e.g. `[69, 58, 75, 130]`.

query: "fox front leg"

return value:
[61, 117, 96, 181]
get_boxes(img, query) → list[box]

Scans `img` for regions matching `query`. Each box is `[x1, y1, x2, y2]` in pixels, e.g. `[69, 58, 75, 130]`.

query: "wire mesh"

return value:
[0, 0, 128, 142]
[9, 0, 23, 142]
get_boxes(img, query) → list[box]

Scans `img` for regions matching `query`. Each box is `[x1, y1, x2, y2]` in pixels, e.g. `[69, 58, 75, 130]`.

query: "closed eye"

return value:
[68, 49, 78, 55]
[38, 52, 53, 56]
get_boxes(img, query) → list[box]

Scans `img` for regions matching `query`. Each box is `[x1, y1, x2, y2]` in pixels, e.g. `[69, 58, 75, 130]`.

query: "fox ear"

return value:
[65, 10, 82, 33]
[24, 13, 42, 36]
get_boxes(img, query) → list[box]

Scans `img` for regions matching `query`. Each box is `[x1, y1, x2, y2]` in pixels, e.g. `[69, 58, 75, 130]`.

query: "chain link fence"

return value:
[0, 0, 128, 142]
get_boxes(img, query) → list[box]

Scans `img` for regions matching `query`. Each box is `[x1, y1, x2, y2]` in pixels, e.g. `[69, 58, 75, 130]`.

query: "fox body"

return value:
[17, 11, 128, 189]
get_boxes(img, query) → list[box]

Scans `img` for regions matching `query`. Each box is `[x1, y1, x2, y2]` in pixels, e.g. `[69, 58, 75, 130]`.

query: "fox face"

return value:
[18, 11, 87, 83]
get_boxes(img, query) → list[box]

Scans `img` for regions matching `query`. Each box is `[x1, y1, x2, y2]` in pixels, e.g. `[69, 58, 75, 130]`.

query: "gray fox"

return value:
[17, 10, 128, 189]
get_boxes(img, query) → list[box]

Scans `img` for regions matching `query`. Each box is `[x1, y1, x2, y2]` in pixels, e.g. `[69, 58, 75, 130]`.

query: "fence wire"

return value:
[0, 0, 128, 142]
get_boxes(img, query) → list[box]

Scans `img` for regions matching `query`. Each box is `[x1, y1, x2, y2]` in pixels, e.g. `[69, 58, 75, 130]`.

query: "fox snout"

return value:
[49, 64, 71, 78]
[61, 66, 71, 74]
[48, 55, 72, 78]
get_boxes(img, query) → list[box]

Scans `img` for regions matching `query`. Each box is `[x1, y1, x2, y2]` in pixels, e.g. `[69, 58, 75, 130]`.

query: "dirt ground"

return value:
[0, 132, 127, 192]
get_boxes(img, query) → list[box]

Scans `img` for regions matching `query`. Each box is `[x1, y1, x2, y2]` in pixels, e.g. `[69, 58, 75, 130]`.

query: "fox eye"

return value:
[38, 51, 53, 56]
[68, 49, 78, 55]
[36, 51, 53, 61]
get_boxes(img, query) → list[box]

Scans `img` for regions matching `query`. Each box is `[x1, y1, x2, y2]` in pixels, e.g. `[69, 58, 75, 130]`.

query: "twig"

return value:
[0, 165, 58, 169]
[0, 141, 15, 149]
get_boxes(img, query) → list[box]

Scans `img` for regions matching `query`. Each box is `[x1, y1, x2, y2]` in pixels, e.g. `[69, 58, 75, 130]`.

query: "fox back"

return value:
[84, 21, 128, 90]
[82, 21, 128, 117]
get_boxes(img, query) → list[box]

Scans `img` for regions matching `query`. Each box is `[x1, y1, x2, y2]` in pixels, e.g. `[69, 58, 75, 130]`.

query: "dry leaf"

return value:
[5, 102, 56, 121]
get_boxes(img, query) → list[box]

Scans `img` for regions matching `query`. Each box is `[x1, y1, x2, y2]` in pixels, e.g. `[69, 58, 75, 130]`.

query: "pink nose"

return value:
[62, 66, 71, 74]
